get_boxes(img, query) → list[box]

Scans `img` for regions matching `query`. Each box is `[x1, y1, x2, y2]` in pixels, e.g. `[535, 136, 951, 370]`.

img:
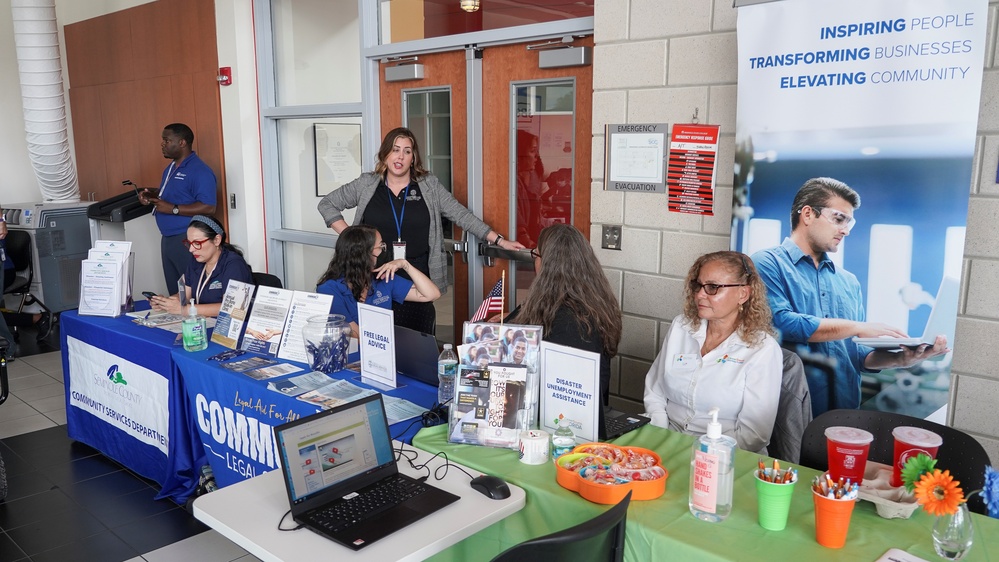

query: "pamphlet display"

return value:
[79, 240, 133, 317]
[448, 322, 543, 449]
[212, 280, 255, 348]
[240, 287, 295, 356]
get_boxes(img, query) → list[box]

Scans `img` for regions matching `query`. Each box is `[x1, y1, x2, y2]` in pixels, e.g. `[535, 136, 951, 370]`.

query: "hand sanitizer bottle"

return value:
[181, 302, 208, 352]
[689, 407, 735, 522]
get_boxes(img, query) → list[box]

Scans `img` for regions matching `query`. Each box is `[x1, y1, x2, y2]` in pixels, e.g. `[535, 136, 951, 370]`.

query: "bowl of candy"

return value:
[559, 443, 668, 504]
[555, 452, 613, 491]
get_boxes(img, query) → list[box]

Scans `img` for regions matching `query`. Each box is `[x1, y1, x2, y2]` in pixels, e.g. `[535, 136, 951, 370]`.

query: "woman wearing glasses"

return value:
[505, 224, 621, 406]
[149, 215, 253, 317]
[316, 224, 440, 338]
[643, 251, 781, 454]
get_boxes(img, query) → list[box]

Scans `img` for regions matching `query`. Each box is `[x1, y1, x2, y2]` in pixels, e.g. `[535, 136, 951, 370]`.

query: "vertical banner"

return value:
[667, 124, 720, 215]
[733, 0, 987, 417]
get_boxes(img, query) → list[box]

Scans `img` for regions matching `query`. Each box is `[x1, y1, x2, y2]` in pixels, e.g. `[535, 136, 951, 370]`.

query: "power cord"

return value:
[390, 399, 450, 442]
[394, 441, 475, 482]
[277, 509, 304, 531]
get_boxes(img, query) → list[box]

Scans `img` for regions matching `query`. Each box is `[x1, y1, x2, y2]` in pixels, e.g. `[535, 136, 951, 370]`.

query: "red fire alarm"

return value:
[217, 67, 232, 86]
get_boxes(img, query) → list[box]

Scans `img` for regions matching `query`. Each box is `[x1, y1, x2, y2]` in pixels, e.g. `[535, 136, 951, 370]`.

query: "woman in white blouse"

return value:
[644, 251, 782, 454]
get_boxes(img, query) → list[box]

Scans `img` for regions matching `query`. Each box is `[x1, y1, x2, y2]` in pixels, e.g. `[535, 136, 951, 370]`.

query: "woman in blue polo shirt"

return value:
[149, 215, 253, 317]
[316, 224, 440, 338]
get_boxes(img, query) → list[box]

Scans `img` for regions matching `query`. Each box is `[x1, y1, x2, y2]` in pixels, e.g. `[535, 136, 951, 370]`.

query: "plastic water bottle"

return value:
[551, 417, 576, 462]
[437, 344, 458, 405]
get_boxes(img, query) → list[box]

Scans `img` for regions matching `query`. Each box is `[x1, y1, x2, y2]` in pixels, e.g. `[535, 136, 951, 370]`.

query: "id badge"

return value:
[392, 241, 406, 260]
[672, 353, 698, 371]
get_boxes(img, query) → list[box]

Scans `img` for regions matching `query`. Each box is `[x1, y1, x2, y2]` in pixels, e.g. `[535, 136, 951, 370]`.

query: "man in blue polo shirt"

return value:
[751, 177, 947, 414]
[138, 123, 217, 290]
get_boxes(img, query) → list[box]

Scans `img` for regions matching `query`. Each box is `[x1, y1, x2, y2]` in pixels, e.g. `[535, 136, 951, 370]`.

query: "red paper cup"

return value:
[825, 426, 873, 483]
[891, 426, 942, 487]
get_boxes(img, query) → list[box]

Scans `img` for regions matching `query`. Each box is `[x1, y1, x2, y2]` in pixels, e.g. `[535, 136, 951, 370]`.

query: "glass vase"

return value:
[302, 314, 350, 374]
[932, 501, 974, 561]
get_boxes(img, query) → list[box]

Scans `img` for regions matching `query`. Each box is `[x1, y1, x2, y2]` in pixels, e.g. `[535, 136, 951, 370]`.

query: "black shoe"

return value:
[35, 312, 52, 342]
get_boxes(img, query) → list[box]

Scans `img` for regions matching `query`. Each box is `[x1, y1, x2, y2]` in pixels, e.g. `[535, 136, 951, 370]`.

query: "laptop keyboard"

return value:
[309, 475, 429, 534]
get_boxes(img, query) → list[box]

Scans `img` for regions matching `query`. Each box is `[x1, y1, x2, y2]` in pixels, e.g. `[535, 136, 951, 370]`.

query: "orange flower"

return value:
[913, 469, 965, 517]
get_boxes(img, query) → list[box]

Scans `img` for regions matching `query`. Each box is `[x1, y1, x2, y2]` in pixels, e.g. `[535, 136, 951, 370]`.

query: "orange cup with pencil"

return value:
[811, 471, 859, 548]
[755, 458, 797, 531]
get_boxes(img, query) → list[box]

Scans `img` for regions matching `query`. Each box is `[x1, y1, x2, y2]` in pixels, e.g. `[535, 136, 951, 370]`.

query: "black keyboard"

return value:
[309, 475, 428, 534]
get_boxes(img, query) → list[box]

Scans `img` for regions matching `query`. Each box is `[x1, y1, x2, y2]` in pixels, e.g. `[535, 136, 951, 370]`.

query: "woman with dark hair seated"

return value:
[149, 215, 253, 317]
[505, 223, 622, 405]
[643, 251, 781, 454]
[317, 224, 440, 338]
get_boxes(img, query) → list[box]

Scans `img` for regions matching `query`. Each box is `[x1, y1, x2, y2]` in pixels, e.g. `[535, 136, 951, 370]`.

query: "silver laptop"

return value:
[272, 394, 459, 550]
[394, 325, 441, 386]
[853, 276, 958, 349]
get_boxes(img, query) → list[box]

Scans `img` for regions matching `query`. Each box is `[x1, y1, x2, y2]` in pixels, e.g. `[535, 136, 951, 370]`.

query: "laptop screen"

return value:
[274, 394, 395, 505]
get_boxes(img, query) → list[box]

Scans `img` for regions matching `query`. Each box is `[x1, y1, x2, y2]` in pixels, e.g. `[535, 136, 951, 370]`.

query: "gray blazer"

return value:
[317, 172, 492, 293]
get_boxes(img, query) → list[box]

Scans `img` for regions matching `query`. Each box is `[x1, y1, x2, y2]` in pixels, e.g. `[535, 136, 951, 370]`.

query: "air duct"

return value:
[11, 0, 79, 201]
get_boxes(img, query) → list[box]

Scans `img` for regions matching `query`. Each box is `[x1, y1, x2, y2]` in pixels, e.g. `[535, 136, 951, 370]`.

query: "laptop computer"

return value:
[394, 325, 441, 386]
[852, 276, 959, 350]
[272, 393, 459, 550]
[600, 406, 651, 440]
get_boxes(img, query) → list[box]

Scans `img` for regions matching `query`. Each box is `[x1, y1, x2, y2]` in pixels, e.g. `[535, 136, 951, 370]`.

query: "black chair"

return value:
[800, 409, 992, 514]
[2, 230, 51, 316]
[768, 348, 812, 463]
[491, 491, 631, 562]
[252, 271, 283, 289]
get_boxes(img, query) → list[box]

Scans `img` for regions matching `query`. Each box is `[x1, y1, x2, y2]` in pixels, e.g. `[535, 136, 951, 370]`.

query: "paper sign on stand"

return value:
[539, 341, 601, 442]
[276, 291, 335, 363]
[211, 280, 256, 348]
[240, 287, 294, 356]
[357, 302, 396, 389]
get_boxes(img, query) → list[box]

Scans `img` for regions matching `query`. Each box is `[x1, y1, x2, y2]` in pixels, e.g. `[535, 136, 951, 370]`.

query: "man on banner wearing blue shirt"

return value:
[138, 123, 217, 290]
[752, 177, 947, 414]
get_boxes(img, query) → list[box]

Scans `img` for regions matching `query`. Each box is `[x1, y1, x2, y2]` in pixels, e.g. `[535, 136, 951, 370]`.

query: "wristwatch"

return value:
[172, 205, 180, 215]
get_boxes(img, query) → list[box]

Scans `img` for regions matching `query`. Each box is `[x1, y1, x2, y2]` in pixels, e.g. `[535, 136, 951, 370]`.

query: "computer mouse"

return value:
[470, 474, 511, 500]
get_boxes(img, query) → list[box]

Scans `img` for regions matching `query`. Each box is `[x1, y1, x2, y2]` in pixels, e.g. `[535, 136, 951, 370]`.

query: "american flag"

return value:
[471, 278, 504, 322]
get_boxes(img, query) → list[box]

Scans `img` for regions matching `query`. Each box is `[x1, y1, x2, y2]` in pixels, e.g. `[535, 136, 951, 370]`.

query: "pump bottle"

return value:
[181, 302, 208, 352]
[688, 407, 735, 522]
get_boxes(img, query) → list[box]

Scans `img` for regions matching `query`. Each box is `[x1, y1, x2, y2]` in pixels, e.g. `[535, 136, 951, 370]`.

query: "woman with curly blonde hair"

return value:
[644, 251, 781, 454]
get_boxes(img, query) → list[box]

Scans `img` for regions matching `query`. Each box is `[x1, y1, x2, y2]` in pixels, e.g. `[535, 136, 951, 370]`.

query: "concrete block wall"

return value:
[591, 0, 999, 463]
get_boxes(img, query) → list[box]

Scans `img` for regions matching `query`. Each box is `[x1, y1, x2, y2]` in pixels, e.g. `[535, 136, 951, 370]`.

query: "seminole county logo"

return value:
[106, 364, 128, 385]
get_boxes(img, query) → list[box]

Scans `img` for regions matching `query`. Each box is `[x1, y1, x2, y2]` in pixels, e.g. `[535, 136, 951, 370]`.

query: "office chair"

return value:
[768, 348, 812, 463]
[490, 491, 631, 562]
[799, 409, 992, 514]
[2, 230, 51, 316]
[251, 271, 283, 289]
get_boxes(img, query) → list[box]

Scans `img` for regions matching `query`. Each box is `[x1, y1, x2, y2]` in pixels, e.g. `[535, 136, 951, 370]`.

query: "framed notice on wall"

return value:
[314, 123, 362, 197]
[603, 123, 668, 193]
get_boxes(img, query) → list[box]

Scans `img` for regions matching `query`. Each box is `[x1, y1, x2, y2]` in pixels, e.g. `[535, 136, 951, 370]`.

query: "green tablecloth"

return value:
[412, 424, 998, 562]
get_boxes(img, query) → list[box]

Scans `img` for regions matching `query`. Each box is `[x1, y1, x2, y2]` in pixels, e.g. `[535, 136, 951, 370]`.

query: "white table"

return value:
[192, 442, 527, 562]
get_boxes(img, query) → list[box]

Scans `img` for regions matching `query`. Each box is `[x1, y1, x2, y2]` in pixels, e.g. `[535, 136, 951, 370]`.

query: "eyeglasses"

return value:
[183, 238, 212, 250]
[808, 206, 856, 230]
[690, 281, 748, 296]
[530, 248, 542, 259]
[372, 241, 387, 255]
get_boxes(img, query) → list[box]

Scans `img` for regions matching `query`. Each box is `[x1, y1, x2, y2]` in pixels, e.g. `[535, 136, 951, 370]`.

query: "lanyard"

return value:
[387, 183, 410, 242]
[153, 161, 176, 215]
[195, 260, 217, 305]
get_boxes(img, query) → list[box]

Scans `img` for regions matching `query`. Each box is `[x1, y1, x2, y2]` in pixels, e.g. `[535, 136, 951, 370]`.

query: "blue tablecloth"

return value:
[61, 309, 201, 503]
[172, 344, 441, 490]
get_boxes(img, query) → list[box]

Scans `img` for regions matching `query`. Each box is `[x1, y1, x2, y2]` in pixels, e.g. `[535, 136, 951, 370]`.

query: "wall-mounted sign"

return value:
[666, 124, 720, 215]
[604, 123, 668, 193]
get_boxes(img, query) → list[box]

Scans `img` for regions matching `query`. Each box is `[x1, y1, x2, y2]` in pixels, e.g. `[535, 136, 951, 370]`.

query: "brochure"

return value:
[212, 280, 255, 348]
[219, 356, 278, 373]
[483, 363, 529, 448]
[276, 291, 335, 364]
[242, 362, 303, 381]
[296, 379, 377, 410]
[447, 366, 491, 445]
[240, 287, 294, 356]
[267, 371, 336, 397]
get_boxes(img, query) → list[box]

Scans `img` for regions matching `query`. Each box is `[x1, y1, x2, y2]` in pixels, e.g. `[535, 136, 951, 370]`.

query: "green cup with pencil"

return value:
[755, 458, 798, 531]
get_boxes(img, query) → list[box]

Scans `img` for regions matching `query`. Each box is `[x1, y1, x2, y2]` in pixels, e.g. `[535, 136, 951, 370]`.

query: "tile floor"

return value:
[0, 318, 259, 562]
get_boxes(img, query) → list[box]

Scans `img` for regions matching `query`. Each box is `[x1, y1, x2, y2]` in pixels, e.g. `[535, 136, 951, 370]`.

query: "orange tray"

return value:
[556, 443, 668, 503]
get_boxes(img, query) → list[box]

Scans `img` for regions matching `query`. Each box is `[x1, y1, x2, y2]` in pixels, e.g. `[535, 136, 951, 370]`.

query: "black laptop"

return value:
[394, 325, 441, 386]
[600, 406, 651, 440]
[273, 393, 459, 550]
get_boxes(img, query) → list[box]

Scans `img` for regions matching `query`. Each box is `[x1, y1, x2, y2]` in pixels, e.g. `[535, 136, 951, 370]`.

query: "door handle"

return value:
[478, 243, 533, 266]
[444, 234, 468, 264]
